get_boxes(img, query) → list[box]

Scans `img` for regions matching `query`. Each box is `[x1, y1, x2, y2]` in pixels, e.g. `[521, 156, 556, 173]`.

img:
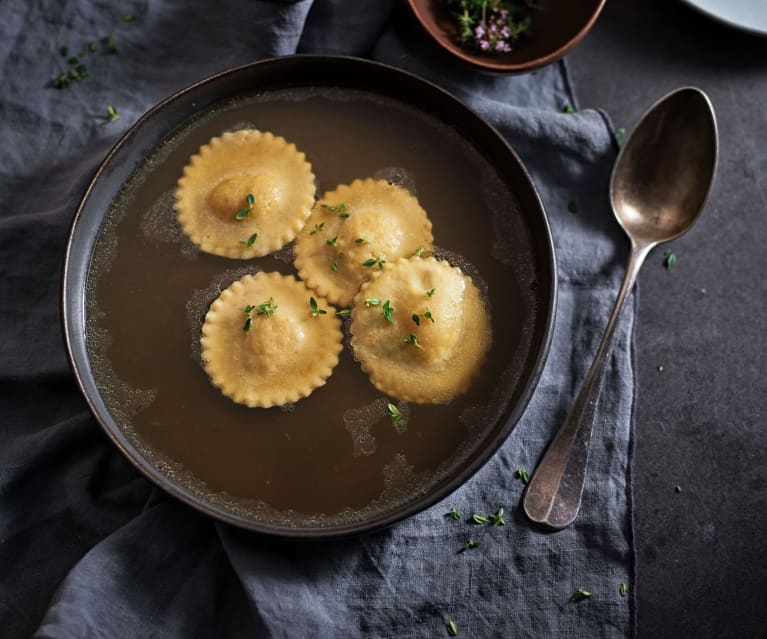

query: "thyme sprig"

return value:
[387, 402, 406, 431]
[235, 193, 255, 221]
[309, 297, 327, 317]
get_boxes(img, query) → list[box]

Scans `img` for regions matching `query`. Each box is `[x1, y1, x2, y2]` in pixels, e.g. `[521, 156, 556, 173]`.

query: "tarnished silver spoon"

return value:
[523, 87, 718, 530]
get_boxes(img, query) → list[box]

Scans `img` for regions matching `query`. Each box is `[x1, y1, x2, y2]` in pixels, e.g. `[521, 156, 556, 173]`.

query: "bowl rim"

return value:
[406, 0, 607, 72]
[61, 54, 558, 539]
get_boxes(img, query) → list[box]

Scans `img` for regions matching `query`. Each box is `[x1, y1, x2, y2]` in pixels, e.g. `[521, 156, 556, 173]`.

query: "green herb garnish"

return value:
[446, 0, 535, 53]
[471, 513, 490, 524]
[330, 259, 339, 272]
[239, 232, 258, 248]
[309, 297, 327, 317]
[490, 507, 506, 527]
[562, 103, 576, 114]
[567, 200, 578, 214]
[364, 298, 381, 307]
[320, 202, 348, 217]
[387, 402, 406, 431]
[69, 64, 88, 81]
[362, 255, 386, 269]
[515, 466, 530, 484]
[663, 249, 676, 269]
[67, 56, 79, 65]
[326, 235, 338, 246]
[410, 308, 435, 326]
[381, 300, 395, 323]
[619, 582, 628, 597]
[242, 305, 256, 333]
[234, 193, 256, 221]
[106, 105, 120, 122]
[336, 309, 351, 317]
[60, 45, 69, 56]
[88, 42, 97, 52]
[403, 333, 422, 348]
[447, 618, 459, 636]
[414, 247, 426, 257]
[121, 14, 134, 22]
[309, 222, 324, 235]
[426, 288, 436, 297]
[255, 297, 278, 318]
[445, 507, 461, 520]
[461, 539, 479, 552]
[355, 237, 370, 244]
[54, 73, 70, 89]
[572, 589, 592, 601]
[615, 127, 626, 145]
[104, 35, 117, 53]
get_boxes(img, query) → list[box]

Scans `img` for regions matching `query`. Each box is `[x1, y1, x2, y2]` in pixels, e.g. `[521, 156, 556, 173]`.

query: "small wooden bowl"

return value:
[407, 0, 606, 73]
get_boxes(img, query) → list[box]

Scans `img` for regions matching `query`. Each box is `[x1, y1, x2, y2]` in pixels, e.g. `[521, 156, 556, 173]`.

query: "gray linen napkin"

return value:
[0, 1, 633, 637]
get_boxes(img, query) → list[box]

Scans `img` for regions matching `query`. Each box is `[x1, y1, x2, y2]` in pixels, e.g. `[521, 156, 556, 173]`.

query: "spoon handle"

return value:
[523, 241, 653, 530]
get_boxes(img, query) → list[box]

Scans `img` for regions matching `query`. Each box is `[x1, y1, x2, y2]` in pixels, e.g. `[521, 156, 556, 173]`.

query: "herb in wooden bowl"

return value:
[441, 0, 539, 54]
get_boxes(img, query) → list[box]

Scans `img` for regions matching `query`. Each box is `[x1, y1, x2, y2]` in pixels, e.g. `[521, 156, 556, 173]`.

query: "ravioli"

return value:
[293, 179, 433, 307]
[201, 272, 343, 408]
[175, 130, 315, 258]
[350, 257, 491, 404]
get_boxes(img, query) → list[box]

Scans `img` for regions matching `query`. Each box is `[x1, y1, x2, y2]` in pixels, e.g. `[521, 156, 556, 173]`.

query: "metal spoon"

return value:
[523, 87, 718, 530]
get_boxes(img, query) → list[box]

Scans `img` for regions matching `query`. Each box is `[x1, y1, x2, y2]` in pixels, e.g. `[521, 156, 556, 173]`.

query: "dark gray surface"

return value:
[569, 1, 767, 637]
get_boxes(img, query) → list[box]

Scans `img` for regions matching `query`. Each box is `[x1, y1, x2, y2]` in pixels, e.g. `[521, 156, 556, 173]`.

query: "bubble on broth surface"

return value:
[139, 190, 178, 243]
[373, 166, 418, 196]
[85, 311, 158, 422]
[271, 241, 295, 264]
[186, 265, 263, 368]
[382, 453, 416, 491]
[431, 246, 490, 301]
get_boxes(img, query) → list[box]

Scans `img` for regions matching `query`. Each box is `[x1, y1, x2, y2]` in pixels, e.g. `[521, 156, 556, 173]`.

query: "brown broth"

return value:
[86, 87, 538, 527]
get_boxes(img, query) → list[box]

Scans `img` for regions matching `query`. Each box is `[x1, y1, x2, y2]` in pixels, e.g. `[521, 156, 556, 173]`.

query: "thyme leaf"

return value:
[461, 539, 479, 552]
[445, 507, 461, 520]
[387, 402, 406, 431]
[255, 297, 278, 318]
[239, 233, 258, 248]
[309, 297, 327, 317]
[403, 333, 422, 349]
[515, 466, 530, 484]
[381, 300, 395, 323]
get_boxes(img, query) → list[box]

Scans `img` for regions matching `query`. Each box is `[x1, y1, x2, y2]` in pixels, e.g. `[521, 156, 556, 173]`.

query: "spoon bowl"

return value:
[611, 87, 718, 245]
[523, 87, 718, 530]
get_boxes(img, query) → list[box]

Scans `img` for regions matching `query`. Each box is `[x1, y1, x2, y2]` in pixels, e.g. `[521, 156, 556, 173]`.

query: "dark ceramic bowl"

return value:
[62, 55, 556, 538]
[407, 0, 606, 72]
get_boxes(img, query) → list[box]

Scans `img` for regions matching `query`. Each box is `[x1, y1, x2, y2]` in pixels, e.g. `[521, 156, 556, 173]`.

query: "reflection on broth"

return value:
[85, 87, 538, 528]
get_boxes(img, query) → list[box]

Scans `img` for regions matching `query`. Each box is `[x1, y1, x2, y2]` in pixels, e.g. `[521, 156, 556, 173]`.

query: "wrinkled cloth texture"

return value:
[0, 1, 635, 637]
